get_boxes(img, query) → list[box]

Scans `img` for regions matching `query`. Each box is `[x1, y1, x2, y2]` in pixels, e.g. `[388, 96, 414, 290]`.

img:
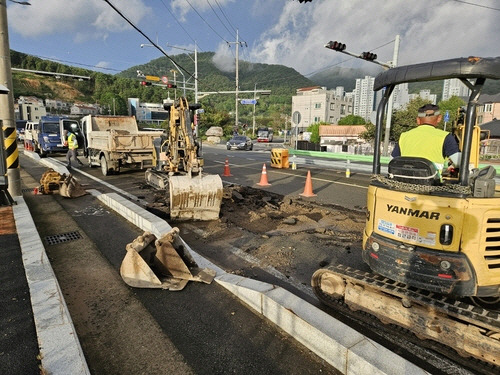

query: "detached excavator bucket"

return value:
[59, 174, 87, 198]
[120, 228, 216, 290]
[169, 174, 223, 221]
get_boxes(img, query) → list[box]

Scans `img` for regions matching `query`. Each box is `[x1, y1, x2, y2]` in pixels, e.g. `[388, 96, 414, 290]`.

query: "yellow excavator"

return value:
[144, 97, 222, 221]
[120, 98, 220, 289]
[312, 56, 500, 366]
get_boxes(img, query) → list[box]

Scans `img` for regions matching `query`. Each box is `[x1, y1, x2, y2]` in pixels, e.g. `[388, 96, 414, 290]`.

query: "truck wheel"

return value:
[39, 148, 47, 158]
[100, 155, 109, 176]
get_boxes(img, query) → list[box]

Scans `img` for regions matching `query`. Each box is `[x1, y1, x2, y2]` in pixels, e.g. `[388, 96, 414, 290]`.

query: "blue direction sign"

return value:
[240, 99, 257, 105]
[444, 110, 450, 122]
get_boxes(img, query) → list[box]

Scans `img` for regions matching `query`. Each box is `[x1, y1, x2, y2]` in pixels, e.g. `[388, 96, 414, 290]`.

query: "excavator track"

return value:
[312, 263, 500, 368]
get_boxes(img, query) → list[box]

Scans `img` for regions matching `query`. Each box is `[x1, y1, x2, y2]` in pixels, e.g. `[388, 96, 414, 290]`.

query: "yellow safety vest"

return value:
[399, 125, 448, 169]
[68, 132, 78, 150]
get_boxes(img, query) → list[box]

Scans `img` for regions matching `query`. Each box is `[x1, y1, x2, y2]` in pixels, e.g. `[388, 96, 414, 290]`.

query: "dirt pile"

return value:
[145, 183, 367, 285]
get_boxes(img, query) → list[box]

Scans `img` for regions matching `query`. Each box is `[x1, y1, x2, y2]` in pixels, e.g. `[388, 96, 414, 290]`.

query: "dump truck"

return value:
[80, 115, 160, 176]
[312, 56, 500, 367]
[144, 97, 223, 221]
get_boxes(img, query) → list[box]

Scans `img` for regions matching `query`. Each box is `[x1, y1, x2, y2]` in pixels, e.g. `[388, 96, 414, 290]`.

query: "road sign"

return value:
[161, 76, 168, 84]
[292, 111, 301, 125]
[444, 110, 450, 122]
[145, 75, 160, 82]
[240, 99, 257, 105]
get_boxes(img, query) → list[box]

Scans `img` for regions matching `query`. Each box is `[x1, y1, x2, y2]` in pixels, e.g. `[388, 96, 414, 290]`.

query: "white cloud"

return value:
[8, 0, 152, 42]
[249, 0, 500, 74]
[212, 42, 235, 73]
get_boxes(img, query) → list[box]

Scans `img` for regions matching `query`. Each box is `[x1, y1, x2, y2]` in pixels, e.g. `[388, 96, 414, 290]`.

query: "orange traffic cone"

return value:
[256, 163, 271, 187]
[222, 159, 233, 177]
[300, 170, 317, 197]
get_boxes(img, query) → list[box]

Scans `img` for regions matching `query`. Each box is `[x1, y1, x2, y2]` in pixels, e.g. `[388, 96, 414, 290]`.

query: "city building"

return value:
[128, 98, 171, 125]
[17, 96, 46, 121]
[45, 99, 71, 114]
[291, 86, 353, 133]
[408, 89, 437, 105]
[477, 93, 500, 124]
[392, 83, 409, 110]
[352, 76, 375, 122]
[442, 78, 470, 101]
[70, 104, 99, 116]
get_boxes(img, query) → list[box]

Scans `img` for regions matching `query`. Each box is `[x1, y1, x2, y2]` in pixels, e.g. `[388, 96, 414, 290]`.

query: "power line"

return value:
[214, 0, 237, 34]
[207, 0, 234, 39]
[103, 0, 222, 94]
[449, 0, 500, 11]
[159, 0, 204, 52]
[185, 0, 229, 43]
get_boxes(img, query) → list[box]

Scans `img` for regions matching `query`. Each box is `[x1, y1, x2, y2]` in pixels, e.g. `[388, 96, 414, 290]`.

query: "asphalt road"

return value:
[19, 151, 340, 375]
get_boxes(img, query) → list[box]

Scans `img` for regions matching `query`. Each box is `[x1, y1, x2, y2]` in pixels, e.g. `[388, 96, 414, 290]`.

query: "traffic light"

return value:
[456, 107, 466, 126]
[361, 52, 377, 61]
[166, 84, 177, 88]
[140, 81, 152, 86]
[325, 41, 346, 52]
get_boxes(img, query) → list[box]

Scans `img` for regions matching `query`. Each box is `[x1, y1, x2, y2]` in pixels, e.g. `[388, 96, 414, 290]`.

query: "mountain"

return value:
[308, 66, 381, 92]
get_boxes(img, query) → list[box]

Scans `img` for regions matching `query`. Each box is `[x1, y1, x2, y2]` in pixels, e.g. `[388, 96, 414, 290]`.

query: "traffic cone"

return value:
[345, 159, 351, 178]
[222, 159, 232, 177]
[256, 163, 271, 187]
[300, 170, 317, 197]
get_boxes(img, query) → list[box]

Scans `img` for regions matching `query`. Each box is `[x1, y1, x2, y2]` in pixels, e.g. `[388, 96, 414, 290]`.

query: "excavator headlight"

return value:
[371, 242, 380, 252]
[440, 260, 451, 271]
[439, 224, 453, 245]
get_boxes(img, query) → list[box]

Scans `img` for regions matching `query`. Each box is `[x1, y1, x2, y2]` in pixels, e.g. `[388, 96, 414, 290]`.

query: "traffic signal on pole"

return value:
[140, 81, 152, 86]
[166, 83, 177, 88]
[325, 41, 346, 52]
[361, 52, 377, 61]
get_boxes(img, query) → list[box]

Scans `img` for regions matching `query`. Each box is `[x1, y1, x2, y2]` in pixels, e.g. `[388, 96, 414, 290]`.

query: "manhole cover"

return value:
[45, 231, 82, 245]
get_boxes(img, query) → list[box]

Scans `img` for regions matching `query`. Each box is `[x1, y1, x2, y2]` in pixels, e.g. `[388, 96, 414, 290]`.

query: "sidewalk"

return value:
[0, 197, 90, 375]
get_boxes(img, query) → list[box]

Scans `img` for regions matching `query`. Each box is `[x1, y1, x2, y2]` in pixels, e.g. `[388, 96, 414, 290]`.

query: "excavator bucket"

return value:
[38, 169, 86, 198]
[169, 174, 223, 221]
[59, 174, 87, 198]
[120, 228, 216, 290]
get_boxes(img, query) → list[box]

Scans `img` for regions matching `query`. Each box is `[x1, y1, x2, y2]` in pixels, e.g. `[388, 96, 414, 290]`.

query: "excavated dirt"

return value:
[145, 184, 367, 286]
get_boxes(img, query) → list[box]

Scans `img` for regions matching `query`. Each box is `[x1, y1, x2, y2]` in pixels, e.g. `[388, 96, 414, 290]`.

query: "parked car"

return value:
[226, 135, 253, 151]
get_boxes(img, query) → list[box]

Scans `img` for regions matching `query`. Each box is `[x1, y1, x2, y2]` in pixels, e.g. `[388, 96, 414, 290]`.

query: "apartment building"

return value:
[18, 96, 46, 121]
[352, 76, 375, 122]
[442, 78, 470, 101]
[291, 86, 353, 132]
[477, 93, 500, 124]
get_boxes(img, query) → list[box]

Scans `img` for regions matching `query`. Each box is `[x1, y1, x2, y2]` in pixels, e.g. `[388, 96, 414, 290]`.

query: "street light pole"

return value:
[382, 34, 400, 156]
[140, 43, 186, 96]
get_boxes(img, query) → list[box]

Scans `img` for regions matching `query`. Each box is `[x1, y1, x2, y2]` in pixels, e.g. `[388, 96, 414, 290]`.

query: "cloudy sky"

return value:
[6, 0, 500, 78]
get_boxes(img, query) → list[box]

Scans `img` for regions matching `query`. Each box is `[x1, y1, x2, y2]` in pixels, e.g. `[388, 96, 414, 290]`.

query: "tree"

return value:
[307, 122, 329, 144]
[338, 114, 366, 125]
[437, 96, 466, 127]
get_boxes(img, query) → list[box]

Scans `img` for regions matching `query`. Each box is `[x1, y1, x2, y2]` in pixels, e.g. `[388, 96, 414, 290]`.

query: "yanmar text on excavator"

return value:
[312, 56, 500, 367]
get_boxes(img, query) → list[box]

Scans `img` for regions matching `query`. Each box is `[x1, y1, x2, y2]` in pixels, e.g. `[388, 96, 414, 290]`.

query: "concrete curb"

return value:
[89, 189, 427, 375]
[12, 196, 90, 375]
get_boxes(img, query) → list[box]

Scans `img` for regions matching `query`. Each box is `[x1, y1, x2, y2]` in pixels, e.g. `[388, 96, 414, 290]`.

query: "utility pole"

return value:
[382, 35, 400, 156]
[252, 83, 257, 137]
[0, 0, 21, 198]
[228, 30, 240, 130]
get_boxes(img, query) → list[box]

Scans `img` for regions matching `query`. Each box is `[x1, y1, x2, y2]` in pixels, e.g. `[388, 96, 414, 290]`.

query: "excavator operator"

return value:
[391, 103, 461, 172]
